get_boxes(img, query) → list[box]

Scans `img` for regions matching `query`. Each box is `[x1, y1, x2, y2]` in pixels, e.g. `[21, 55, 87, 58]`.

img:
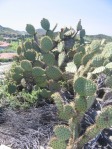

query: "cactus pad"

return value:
[21, 60, 32, 71]
[58, 51, 66, 67]
[32, 67, 45, 77]
[51, 92, 63, 111]
[54, 125, 71, 141]
[91, 55, 104, 67]
[11, 73, 23, 82]
[24, 49, 36, 61]
[59, 104, 75, 120]
[80, 29, 85, 38]
[13, 66, 24, 74]
[76, 46, 85, 54]
[46, 66, 62, 80]
[24, 41, 32, 50]
[75, 96, 87, 112]
[41, 18, 50, 30]
[57, 41, 64, 52]
[105, 76, 112, 88]
[40, 36, 53, 52]
[73, 52, 83, 67]
[92, 66, 105, 74]
[49, 138, 66, 149]
[86, 96, 96, 109]
[90, 40, 101, 51]
[40, 89, 51, 98]
[43, 52, 55, 66]
[105, 62, 112, 70]
[65, 62, 77, 73]
[26, 24, 35, 35]
[77, 19, 82, 31]
[96, 106, 112, 129]
[46, 30, 54, 39]
[74, 77, 97, 96]
[8, 83, 16, 94]
[77, 125, 100, 148]
[17, 46, 22, 55]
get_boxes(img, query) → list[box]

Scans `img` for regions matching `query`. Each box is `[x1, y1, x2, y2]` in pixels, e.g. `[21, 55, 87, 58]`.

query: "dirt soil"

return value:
[0, 104, 60, 149]
[0, 53, 17, 59]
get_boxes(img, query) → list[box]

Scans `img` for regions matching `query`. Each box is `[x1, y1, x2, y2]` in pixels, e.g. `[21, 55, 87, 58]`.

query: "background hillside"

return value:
[0, 25, 112, 41]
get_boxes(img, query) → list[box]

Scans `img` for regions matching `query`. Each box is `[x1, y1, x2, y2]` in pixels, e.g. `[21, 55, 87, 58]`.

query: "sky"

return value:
[0, 0, 112, 35]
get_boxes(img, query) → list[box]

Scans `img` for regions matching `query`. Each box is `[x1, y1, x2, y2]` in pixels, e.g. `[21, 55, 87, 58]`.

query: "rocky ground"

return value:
[0, 104, 58, 149]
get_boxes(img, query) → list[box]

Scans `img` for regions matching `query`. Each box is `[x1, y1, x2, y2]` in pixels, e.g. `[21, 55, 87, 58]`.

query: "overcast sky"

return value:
[0, 0, 112, 35]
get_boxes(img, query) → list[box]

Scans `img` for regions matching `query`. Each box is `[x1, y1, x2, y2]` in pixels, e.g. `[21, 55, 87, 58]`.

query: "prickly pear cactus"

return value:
[41, 18, 50, 31]
[26, 24, 35, 35]
[7, 83, 17, 94]
[40, 36, 53, 52]
[20, 60, 32, 71]
[73, 77, 97, 96]
[46, 66, 63, 80]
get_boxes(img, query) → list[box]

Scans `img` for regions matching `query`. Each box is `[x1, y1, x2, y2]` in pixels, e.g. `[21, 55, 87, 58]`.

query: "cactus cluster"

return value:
[1, 18, 112, 148]
[6, 18, 86, 98]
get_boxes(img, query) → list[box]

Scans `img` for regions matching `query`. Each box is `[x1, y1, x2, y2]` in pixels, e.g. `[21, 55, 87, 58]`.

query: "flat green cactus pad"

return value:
[73, 52, 83, 67]
[26, 24, 35, 35]
[77, 125, 100, 148]
[90, 40, 101, 50]
[59, 104, 75, 121]
[41, 18, 50, 30]
[75, 96, 87, 112]
[49, 138, 66, 149]
[51, 92, 63, 111]
[13, 66, 24, 74]
[54, 125, 71, 141]
[11, 73, 23, 82]
[8, 83, 16, 94]
[24, 49, 36, 61]
[43, 52, 55, 66]
[91, 55, 104, 67]
[92, 66, 105, 74]
[17, 46, 22, 55]
[105, 76, 112, 88]
[24, 41, 32, 50]
[40, 36, 53, 52]
[74, 77, 97, 96]
[46, 66, 62, 80]
[32, 67, 45, 77]
[96, 106, 112, 129]
[21, 60, 32, 72]
[58, 51, 66, 67]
